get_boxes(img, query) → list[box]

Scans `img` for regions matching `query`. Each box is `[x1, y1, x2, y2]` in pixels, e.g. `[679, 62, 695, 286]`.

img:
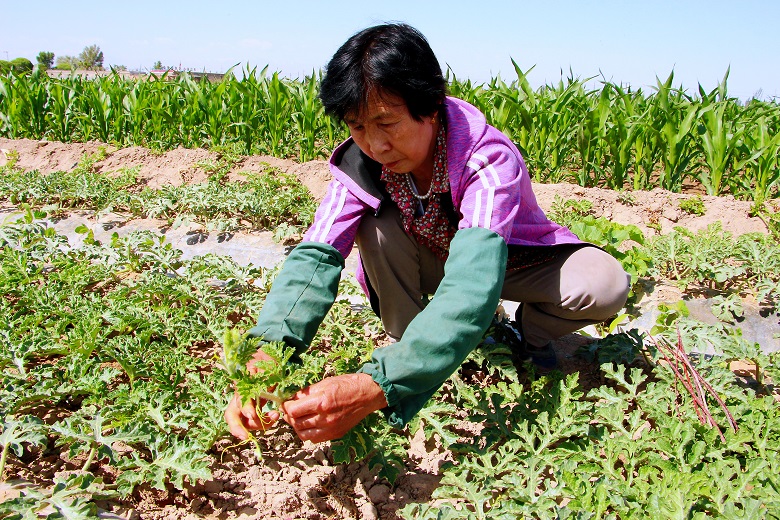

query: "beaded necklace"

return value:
[379, 122, 455, 260]
[401, 124, 446, 201]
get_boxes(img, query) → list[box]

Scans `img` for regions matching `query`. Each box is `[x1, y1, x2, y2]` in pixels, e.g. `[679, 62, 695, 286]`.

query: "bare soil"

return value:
[1, 137, 773, 239]
[0, 138, 775, 519]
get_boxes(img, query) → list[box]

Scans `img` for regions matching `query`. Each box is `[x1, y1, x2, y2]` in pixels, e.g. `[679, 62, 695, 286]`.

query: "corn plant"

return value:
[630, 112, 663, 190]
[602, 83, 645, 190]
[743, 112, 780, 204]
[192, 72, 235, 148]
[508, 61, 581, 182]
[694, 72, 755, 196]
[290, 72, 327, 162]
[573, 85, 610, 187]
[648, 72, 701, 192]
[446, 67, 486, 109]
[227, 65, 267, 154]
[0, 68, 49, 138]
[74, 78, 118, 144]
[44, 80, 79, 142]
[481, 75, 521, 132]
[262, 71, 292, 157]
[127, 75, 173, 149]
[2, 67, 780, 200]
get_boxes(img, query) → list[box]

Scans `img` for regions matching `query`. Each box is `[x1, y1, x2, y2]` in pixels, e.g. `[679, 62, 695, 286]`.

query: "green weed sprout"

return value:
[679, 195, 706, 216]
[219, 328, 320, 451]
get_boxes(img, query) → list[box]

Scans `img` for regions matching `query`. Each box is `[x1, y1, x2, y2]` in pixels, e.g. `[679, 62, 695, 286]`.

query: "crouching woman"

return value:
[225, 23, 630, 443]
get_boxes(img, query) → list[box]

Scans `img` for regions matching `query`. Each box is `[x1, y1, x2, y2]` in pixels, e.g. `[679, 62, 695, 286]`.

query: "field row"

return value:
[1, 67, 778, 201]
[1, 196, 779, 517]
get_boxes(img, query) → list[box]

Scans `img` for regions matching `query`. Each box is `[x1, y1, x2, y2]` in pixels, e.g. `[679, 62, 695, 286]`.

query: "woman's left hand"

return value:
[281, 373, 387, 443]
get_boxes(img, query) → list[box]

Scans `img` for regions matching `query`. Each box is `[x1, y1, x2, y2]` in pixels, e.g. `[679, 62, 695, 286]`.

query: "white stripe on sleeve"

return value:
[309, 184, 337, 240]
[313, 183, 347, 243]
[467, 153, 488, 172]
[483, 187, 495, 228]
[472, 153, 489, 164]
[486, 163, 501, 186]
[470, 156, 502, 229]
[477, 169, 491, 189]
[472, 188, 483, 227]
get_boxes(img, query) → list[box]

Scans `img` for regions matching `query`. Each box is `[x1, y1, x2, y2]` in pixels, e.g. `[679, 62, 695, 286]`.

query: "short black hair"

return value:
[319, 23, 447, 123]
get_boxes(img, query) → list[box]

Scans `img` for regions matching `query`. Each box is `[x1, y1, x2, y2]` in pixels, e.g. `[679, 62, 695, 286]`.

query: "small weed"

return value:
[272, 222, 303, 244]
[209, 143, 245, 165]
[750, 201, 780, 239]
[73, 147, 110, 175]
[679, 195, 706, 216]
[548, 195, 593, 227]
[647, 218, 662, 232]
[616, 190, 637, 206]
[2, 149, 20, 169]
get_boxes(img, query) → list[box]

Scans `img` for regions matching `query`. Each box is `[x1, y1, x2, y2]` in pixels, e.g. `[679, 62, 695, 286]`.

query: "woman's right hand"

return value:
[224, 349, 281, 440]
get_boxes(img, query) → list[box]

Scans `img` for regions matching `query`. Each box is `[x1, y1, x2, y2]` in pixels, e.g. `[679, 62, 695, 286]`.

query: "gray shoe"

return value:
[515, 340, 559, 373]
[489, 315, 559, 373]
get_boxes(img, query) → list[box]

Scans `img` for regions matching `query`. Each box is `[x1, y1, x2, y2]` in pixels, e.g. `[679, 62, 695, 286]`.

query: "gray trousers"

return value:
[356, 205, 630, 346]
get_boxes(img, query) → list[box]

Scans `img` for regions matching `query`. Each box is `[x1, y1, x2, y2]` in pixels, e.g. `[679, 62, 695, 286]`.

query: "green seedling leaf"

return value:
[218, 328, 263, 379]
[117, 436, 211, 495]
[711, 293, 745, 323]
[0, 474, 109, 519]
[577, 329, 645, 365]
[0, 415, 47, 481]
[410, 400, 460, 447]
[51, 412, 149, 471]
[46, 474, 104, 519]
[220, 329, 321, 410]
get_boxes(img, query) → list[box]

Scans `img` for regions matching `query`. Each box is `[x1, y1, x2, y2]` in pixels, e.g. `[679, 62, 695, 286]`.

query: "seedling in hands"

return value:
[220, 328, 319, 449]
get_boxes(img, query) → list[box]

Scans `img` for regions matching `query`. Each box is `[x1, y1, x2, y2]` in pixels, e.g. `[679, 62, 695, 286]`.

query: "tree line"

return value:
[0, 45, 106, 74]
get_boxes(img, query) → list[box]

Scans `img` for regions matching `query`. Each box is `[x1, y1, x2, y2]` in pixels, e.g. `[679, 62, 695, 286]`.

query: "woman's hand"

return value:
[281, 373, 387, 443]
[224, 349, 281, 440]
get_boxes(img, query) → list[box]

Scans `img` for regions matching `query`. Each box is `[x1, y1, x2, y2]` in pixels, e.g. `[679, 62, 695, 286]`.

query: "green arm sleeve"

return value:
[358, 227, 508, 427]
[247, 241, 345, 358]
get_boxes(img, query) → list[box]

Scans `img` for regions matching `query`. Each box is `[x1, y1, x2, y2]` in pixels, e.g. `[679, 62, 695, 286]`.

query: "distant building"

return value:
[148, 69, 226, 82]
[46, 69, 226, 82]
[46, 69, 137, 80]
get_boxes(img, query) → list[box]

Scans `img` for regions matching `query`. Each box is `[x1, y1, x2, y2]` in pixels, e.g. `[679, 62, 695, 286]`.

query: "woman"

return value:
[225, 23, 629, 443]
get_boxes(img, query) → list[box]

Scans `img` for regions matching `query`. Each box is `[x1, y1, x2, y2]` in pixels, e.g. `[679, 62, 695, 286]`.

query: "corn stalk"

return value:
[649, 72, 700, 192]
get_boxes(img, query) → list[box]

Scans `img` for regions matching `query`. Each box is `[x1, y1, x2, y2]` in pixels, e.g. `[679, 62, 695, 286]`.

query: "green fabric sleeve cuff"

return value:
[248, 241, 344, 358]
[357, 364, 404, 428]
[359, 226, 508, 427]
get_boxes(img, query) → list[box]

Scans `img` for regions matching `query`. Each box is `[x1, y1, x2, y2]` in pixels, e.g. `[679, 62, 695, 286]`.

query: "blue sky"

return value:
[2, 0, 778, 100]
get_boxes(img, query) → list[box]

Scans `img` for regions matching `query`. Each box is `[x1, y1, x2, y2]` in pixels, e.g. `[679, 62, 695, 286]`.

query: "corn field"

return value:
[1, 65, 778, 201]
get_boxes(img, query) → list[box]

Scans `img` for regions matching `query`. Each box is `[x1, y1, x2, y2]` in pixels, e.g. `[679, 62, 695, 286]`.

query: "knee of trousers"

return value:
[539, 252, 630, 322]
[576, 257, 631, 319]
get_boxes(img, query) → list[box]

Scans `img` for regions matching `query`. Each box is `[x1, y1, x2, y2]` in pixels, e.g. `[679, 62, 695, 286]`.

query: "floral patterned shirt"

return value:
[381, 125, 455, 261]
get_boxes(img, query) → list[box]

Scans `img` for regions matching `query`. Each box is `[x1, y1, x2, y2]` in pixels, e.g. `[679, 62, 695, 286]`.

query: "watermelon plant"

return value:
[1, 120, 779, 516]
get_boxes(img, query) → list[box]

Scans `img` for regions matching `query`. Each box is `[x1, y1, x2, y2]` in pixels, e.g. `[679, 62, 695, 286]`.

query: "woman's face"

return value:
[344, 91, 437, 178]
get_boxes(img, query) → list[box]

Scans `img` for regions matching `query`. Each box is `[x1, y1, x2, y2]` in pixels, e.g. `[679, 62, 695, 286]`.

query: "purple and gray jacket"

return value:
[250, 97, 585, 426]
[303, 96, 581, 295]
